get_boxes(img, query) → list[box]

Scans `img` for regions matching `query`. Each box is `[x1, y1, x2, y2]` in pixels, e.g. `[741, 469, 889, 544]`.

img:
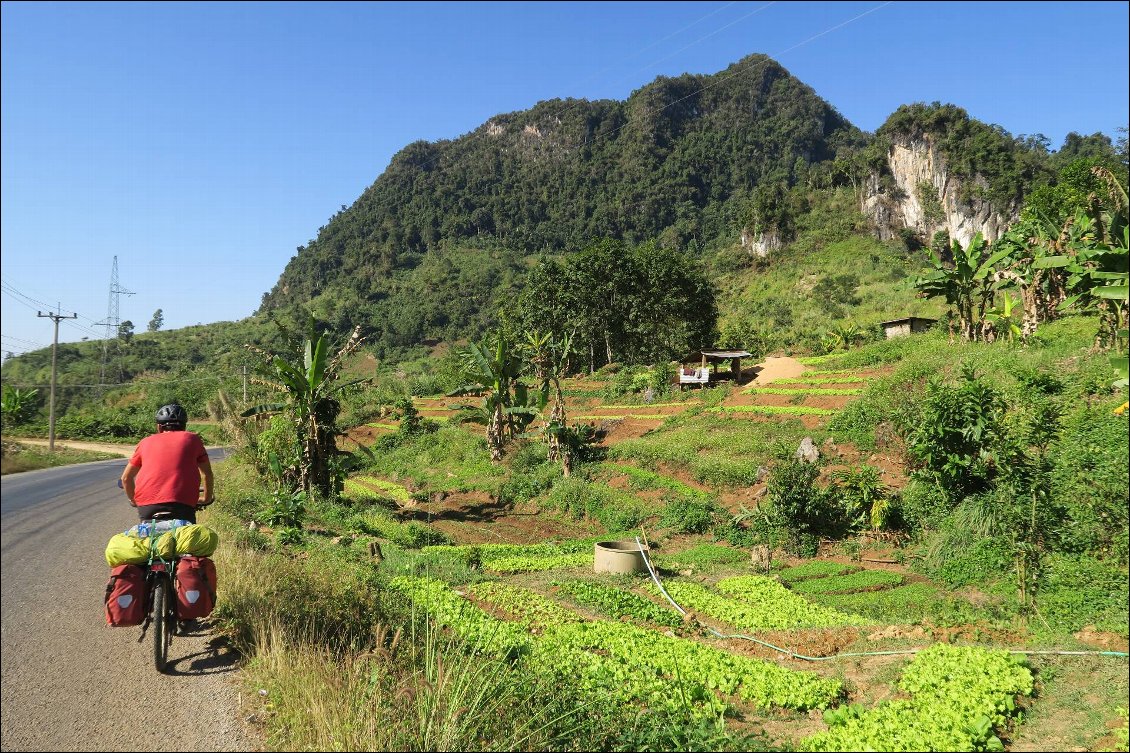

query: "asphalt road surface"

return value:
[1, 450, 256, 752]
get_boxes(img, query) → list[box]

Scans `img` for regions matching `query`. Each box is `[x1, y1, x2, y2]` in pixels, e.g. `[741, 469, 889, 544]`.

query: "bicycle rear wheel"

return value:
[152, 576, 172, 672]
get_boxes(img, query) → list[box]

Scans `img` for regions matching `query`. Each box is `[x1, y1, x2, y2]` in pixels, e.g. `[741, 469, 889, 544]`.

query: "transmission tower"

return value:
[97, 255, 134, 385]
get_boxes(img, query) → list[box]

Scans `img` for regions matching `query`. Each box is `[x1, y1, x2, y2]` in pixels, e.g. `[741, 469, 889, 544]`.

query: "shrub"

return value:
[543, 477, 647, 531]
[907, 365, 1008, 503]
[931, 536, 1013, 588]
[1050, 404, 1130, 560]
[660, 495, 725, 534]
[766, 460, 839, 554]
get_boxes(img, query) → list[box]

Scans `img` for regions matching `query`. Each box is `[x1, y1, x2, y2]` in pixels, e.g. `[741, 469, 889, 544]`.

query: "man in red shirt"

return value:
[120, 403, 214, 522]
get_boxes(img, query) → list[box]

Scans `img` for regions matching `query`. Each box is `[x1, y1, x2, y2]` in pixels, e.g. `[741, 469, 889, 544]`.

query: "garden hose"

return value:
[634, 538, 1129, 662]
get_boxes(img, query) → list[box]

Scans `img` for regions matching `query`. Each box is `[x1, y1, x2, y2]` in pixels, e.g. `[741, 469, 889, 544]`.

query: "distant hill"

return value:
[259, 54, 866, 354]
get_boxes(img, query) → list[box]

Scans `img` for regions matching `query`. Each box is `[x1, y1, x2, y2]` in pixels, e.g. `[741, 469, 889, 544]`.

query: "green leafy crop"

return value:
[555, 580, 683, 627]
[661, 577, 866, 630]
[802, 644, 1034, 752]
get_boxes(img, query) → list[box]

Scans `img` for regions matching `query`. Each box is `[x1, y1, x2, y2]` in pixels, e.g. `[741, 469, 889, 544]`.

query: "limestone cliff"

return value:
[863, 136, 1018, 248]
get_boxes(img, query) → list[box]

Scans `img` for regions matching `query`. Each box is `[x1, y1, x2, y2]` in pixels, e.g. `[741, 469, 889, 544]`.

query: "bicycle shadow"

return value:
[164, 634, 241, 677]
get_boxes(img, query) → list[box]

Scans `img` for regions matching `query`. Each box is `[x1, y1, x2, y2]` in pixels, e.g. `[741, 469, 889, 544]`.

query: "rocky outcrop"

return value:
[863, 137, 1018, 248]
[740, 227, 784, 258]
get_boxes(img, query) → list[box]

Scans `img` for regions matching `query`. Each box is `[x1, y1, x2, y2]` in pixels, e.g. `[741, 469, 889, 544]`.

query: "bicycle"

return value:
[140, 511, 180, 672]
[118, 483, 213, 673]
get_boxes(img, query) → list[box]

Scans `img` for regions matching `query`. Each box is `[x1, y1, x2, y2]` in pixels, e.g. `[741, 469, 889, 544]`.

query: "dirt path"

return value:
[750, 355, 808, 384]
[5, 437, 136, 457]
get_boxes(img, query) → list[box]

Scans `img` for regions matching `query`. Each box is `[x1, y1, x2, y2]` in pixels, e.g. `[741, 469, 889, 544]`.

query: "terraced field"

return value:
[335, 354, 1122, 749]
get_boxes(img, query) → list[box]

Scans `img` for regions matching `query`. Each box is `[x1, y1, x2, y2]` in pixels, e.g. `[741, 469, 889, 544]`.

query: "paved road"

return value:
[0, 450, 255, 752]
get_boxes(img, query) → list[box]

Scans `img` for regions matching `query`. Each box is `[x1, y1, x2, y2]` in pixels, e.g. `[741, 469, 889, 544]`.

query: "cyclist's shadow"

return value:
[163, 631, 241, 676]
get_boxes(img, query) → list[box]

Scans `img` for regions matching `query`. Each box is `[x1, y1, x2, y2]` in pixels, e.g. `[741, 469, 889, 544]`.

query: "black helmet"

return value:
[155, 403, 188, 427]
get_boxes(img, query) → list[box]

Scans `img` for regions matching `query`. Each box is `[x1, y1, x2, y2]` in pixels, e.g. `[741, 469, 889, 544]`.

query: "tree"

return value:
[117, 320, 135, 344]
[1029, 167, 1129, 350]
[241, 318, 367, 497]
[148, 309, 164, 332]
[512, 240, 716, 371]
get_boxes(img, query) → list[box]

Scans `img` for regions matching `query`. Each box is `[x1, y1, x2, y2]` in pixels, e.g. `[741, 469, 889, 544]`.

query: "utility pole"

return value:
[37, 306, 78, 451]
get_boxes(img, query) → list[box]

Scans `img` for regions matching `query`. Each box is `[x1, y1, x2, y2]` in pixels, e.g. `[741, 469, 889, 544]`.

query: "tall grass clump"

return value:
[242, 618, 595, 751]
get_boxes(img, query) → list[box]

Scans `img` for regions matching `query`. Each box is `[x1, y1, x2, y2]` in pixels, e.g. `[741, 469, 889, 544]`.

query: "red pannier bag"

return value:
[105, 564, 146, 626]
[174, 555, 217, 619]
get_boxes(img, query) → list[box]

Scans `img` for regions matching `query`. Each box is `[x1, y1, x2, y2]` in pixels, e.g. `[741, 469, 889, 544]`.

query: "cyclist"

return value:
[120, 403, 214, 523]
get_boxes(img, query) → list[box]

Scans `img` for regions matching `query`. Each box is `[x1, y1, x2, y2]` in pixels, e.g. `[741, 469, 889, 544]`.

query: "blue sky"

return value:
[2, 1, 1128, 357]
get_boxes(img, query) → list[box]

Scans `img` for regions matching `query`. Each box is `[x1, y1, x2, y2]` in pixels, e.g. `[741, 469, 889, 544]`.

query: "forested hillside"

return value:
[258, 54, 866, 351]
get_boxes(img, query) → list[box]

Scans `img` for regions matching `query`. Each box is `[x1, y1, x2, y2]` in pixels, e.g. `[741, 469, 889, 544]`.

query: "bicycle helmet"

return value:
[155, 403, 188, 428]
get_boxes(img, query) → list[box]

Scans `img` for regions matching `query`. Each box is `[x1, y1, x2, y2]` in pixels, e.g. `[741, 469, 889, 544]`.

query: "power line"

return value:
[1, 279, 107, 340]
[1, 333, 48, 348]
[37, 307, 78, 450]
[576, 2, 777, 102]
[547, 1, 759, 122]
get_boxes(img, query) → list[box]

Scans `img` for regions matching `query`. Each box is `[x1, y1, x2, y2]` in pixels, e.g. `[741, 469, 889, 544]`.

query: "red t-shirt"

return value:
[128, 431, 209, 507]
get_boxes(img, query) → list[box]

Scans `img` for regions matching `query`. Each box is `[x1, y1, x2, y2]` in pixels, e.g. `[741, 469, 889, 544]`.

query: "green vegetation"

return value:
[708, 405, 837, 416]
[4, 52, 1126, 753]
[554, 580, 684, 628]
[777, 561, 854, 582]
[743, 387, 863, 396]
[660, 577, 866, 630]
[787, 570, 905, 594]
[609, 413, 814, 487]
[657, 543, 749, 570]
[802, 644, 1034, 752]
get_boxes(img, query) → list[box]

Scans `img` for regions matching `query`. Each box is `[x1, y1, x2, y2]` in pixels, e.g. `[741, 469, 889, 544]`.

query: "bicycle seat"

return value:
[149, 511, 177, 520]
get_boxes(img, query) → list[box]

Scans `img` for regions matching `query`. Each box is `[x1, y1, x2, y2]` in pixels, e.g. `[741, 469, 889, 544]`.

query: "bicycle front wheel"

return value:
[152, 576, 172, 672]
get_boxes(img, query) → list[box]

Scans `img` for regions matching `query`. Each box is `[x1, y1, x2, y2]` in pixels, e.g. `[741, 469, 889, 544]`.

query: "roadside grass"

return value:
[0, 440, 120, 474]
[240, 611, 596, 751]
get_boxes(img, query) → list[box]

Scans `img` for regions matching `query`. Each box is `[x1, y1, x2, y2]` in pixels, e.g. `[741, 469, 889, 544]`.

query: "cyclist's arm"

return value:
[198, 457, 214, 506]
[121, 464, 140, 507]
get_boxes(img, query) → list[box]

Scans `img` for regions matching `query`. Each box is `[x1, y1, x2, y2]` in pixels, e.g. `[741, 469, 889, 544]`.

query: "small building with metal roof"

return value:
[880, 316, 937, 339]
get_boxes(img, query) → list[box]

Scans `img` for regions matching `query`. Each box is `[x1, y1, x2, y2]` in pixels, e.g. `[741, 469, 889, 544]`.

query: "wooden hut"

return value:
[679, 349, 753, 387]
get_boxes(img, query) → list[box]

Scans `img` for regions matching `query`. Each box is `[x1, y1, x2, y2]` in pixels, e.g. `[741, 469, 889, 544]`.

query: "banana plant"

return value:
[449, 333, 540, 461]
[242, 317, 367, 497]
[984, 291, 1023, 343]
[0, 385, 38, 427]
[521, 330, 574, 462]
[915, 233, 1011, 341]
